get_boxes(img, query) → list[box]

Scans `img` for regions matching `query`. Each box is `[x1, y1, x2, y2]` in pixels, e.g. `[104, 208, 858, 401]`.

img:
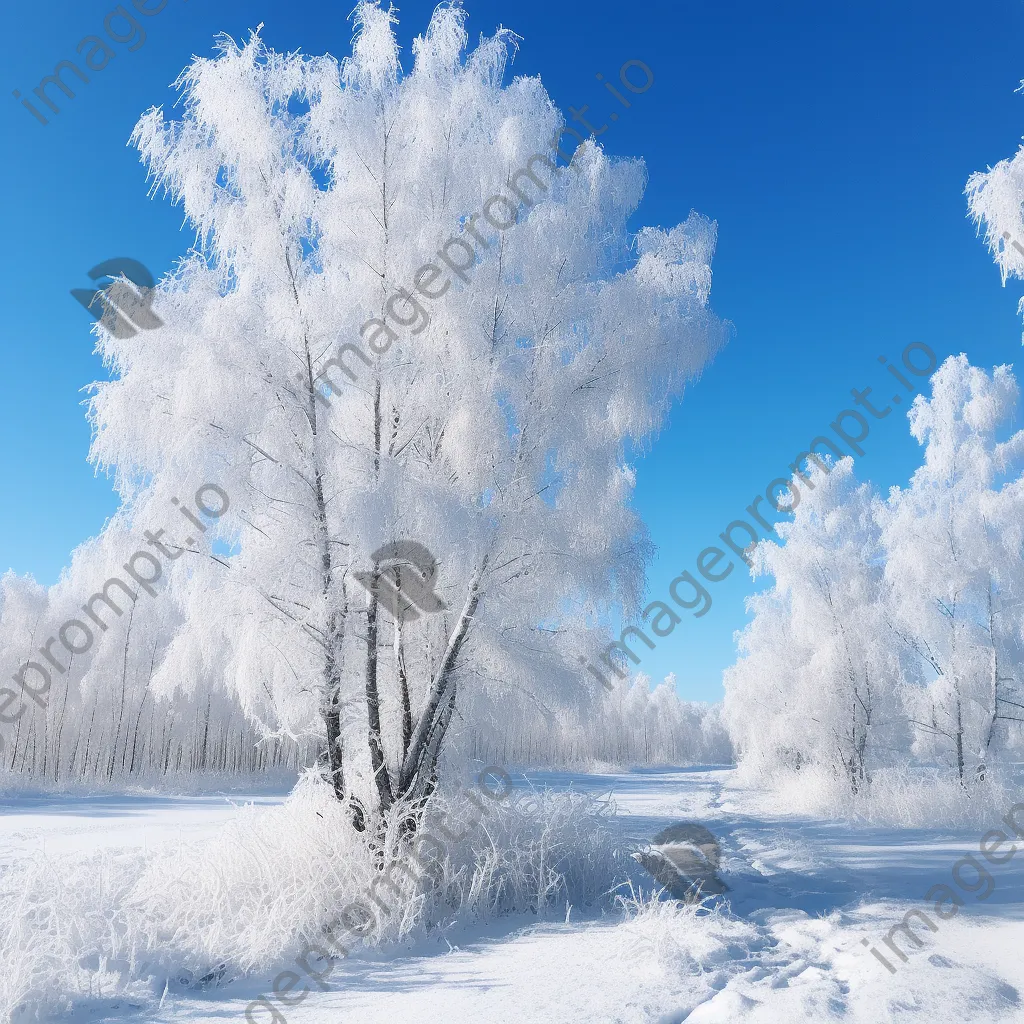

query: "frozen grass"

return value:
[729, 760, 1023, 827]
[615, 883, 760, 976]
[0, 774, 625, 1021]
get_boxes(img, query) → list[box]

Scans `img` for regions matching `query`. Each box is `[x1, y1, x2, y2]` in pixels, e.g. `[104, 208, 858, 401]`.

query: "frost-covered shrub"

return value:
[614, 883, 759, 977]
[726, 760, 1022, 828]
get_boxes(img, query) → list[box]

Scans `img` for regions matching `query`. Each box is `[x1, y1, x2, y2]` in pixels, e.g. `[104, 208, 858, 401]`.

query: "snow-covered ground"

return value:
[0, 789, 292, 866]
[3, 767, 1022, 1023]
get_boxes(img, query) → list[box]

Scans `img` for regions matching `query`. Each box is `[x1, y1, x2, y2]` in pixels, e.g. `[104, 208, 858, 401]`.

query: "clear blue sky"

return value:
[3, 0, 1024, 702]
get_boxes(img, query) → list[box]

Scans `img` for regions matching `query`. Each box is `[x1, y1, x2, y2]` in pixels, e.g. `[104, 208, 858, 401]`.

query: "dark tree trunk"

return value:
[399, 562, 485, 798]
[364, 585, 394, 813]
[397, 614, 412, 762]
[955, 694, 965, 784]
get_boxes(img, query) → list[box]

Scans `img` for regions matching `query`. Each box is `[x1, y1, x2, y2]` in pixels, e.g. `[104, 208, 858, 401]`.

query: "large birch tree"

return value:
[86, 2, 724, 830]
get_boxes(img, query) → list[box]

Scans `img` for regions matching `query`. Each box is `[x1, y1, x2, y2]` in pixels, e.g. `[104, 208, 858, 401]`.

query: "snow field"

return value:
[3, 767, 1023, 1023]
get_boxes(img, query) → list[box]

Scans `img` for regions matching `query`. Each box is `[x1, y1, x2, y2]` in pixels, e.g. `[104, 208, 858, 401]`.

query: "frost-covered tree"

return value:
[466, 672, 733, 768]
[85, 3, 724, 828]
[968, 137, 1024, 342]
[880, 356, 1024, 779]
[724, 357, 1024, 796]
[0, 520, 306, 787]
[724, 458, 906, 790]
[0, 572, 48, 773]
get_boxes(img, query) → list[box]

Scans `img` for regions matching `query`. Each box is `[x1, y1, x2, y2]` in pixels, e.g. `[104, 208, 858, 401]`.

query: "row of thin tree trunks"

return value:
[3, 682, 312, 784]
[466, 721, 706, 768]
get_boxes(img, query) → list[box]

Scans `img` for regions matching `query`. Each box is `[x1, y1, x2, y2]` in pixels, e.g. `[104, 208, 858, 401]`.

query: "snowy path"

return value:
[3, 768, 1023, 1023]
